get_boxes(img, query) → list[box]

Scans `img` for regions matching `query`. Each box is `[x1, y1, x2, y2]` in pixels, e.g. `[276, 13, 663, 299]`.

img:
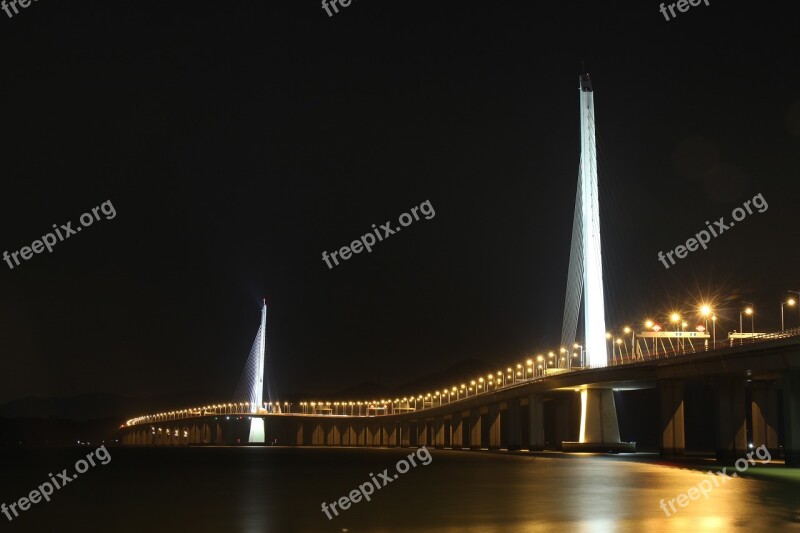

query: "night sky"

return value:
[1, 1, 798, 404]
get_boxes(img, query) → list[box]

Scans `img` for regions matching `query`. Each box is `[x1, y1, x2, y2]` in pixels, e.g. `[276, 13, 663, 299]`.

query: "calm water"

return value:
[1, 447, 799, 532]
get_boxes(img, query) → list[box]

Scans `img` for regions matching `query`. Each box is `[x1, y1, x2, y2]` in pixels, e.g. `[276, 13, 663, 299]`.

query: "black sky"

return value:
[1, 1, 798, 404]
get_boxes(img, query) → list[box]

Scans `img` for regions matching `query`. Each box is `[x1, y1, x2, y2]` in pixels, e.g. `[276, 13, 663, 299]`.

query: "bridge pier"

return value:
[783, 370, 800, 466]
[417, 420, 429, 447]
[469, 408, 482, 450]
[386, 421, 398, 447]
[562, 389, 633, 453]
[528, 394, 544, 451]
[488, 404, 501, 450]
[434, 417, 446, 449]
[400, 421, 410, 447]
[341, 422, 355, 446]
[751, 381, 780, 456]
[311, 422, 325, 445]
[506, 399, 522, 451]
[714, 376, 747, 461]
[658, 380, 685, 456]
[452, 412, 464, 449]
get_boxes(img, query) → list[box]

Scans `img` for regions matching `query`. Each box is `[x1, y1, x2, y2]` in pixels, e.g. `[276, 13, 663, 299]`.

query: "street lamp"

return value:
[711, 315, 717, 346]
[537, 355, 544, 376]
[790, 291, 800, 329]
[782, 298, 796, 331]
[623, 327, 634, 360]
[740, 305, 754, 335]
[700, 304, 713, 350]
[573, 343, 584, 367]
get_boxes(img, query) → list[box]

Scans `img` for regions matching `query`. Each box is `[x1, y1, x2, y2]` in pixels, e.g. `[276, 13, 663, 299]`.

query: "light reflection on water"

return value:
[1, 447, 799, 532]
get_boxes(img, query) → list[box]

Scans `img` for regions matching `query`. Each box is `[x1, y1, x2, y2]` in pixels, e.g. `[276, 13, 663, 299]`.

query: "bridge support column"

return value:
[386, 422, 398, 447]
[528, 394, 544, 451]
[452, 413, 464, 449]
[400, 421, 410, 447]
[563, 389, 633, 453]
[715, 376, 747, 461]
[783, 370, 800, 467]
[659, 380, 685, 456]
[341, 422, 354, 446]
[434, 417, 445, 449]
[751, 381, 779, 456]
[312, 422, 325, 445]
[488, 404, 501, 450]
[469, 408, 482, 450]
[416, 421, 427, 447]
[506, 399, 522, 451]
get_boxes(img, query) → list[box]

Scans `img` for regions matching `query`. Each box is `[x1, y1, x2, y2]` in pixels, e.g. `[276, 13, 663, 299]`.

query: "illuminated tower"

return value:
[561, 73, 633, 452]
[579, 73, 608, 368]
[246, 300, 267, 443]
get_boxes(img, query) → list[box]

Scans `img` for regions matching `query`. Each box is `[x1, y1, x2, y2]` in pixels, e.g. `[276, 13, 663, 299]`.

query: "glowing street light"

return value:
[740, 305, 754, 335]
[782, 298, 796, 331]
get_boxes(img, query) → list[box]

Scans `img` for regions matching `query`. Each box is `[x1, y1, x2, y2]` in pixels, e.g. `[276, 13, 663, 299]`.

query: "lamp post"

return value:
[573, 343, 584, 367]
[740, 304, 754, 336]
[700, 304, 712, 350]
[711, 315, 717, 346]
[537, 355, 544, 376]
[681, 321, 688, 352]
[623, 327, 633, 361]
[790, 291, 800, 329]
[782, 298, 796, 331]
[670, 313, 681, 353]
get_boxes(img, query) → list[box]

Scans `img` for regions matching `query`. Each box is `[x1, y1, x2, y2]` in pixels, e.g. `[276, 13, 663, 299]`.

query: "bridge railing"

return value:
[123, 328, 800, 427]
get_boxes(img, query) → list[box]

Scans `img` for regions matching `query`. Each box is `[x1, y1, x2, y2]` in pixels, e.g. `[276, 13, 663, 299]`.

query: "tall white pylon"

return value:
[579, 73, 608, 368]
[247, 300, 267, 443]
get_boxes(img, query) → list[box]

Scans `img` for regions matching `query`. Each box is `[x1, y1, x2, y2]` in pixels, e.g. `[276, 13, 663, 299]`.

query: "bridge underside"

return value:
[118, 374, 796, 465]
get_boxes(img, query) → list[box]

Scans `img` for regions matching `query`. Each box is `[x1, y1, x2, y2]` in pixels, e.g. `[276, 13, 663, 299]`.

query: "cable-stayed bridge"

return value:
[119, 74, 800, 466]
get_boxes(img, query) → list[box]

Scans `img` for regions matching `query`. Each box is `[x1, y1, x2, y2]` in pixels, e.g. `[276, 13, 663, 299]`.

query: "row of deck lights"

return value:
[126, 297, 800, 426]
[125, 401, 292, 426]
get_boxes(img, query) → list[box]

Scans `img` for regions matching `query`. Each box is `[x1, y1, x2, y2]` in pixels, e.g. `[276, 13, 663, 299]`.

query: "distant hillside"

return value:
[0, 417, 122, 447]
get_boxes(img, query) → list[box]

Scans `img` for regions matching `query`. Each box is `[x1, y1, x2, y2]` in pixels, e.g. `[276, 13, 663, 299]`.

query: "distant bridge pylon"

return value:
[231, 299, 268, 443]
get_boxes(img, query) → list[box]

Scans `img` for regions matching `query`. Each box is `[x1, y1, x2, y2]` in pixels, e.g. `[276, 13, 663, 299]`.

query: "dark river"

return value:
[1, 447, 799, 532]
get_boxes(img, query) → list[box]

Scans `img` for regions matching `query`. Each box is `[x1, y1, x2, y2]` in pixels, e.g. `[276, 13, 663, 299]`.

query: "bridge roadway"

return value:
[120, 331, 800, 465]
